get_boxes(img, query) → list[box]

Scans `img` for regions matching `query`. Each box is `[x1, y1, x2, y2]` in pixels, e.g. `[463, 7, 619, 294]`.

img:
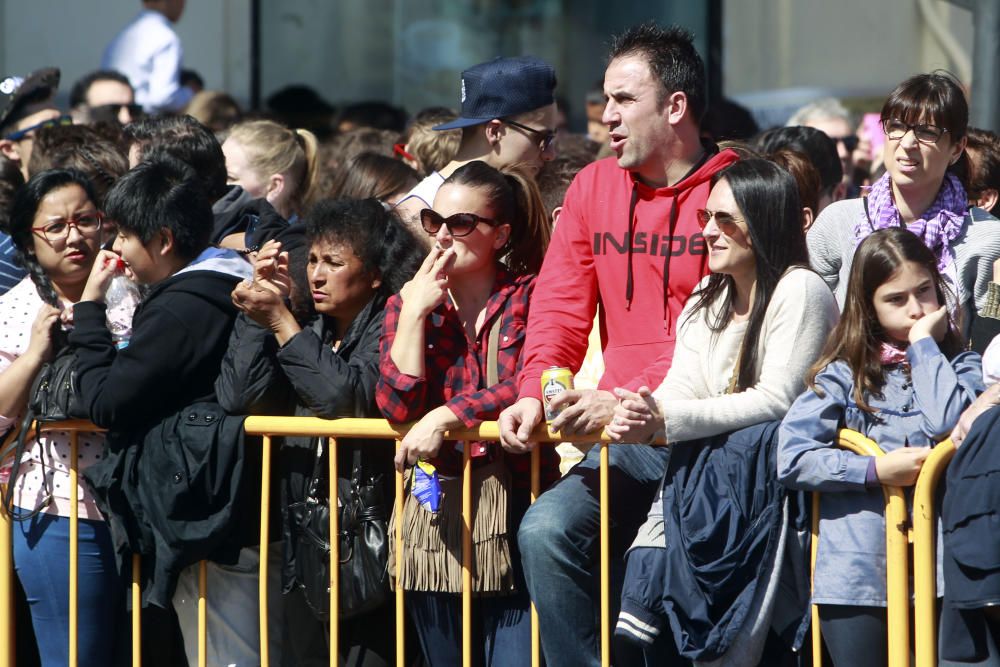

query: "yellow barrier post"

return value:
[198, 560, 208, 667]
[810, 493, 821, 667]
[328, 438, 339, 666]
[462, 440, 473, 667]
[600, 441, 610, 667]
[835, 430, 910, 667]
[394, 440, 405, 667]
[530, 446, 540, 667]
[132, 554, 141, 667]
[69, 431, 79, 667]
[912, 439, 956, 667]
[259, 435, 272, 667]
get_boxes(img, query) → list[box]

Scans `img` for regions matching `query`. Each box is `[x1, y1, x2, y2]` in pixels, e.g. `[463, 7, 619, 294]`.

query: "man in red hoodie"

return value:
[499, 22, 739, 666]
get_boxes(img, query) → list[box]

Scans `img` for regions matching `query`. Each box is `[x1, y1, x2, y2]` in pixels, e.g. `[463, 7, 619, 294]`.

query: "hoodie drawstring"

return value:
[624, 184, 640, 310]
[663, 191, 679, 329]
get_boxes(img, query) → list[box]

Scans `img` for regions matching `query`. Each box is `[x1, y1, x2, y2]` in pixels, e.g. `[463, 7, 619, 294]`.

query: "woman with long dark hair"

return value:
[607, 158, 839, 663]
[0, 169, 123, 665]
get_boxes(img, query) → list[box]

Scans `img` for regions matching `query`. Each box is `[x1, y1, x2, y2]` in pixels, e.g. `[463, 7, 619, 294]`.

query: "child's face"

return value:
[112, 228, 168, 285]
[872, 261, 940, 345]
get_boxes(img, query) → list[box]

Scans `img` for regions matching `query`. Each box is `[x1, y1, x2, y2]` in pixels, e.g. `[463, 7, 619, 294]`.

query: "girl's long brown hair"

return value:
[806, 228, 963, 412]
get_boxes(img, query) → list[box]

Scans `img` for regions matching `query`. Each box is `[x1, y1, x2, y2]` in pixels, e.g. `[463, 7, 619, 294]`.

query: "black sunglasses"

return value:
[89, 103, 144, 123]
[830, 134, 860, 152]
[420, 209, 498, 237]
[502, 118, 557, 152]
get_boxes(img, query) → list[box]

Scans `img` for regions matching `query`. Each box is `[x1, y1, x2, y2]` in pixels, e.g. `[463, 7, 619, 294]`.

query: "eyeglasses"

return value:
[696, 208, 746, 237]
[31, 211, 104, 244]
[4, 114, 73, 141]
[830, 135, 860, 152]
[502, 119, 557, 152]
[89, 103, 144, 123]
[420, 209, 498, 237]
[881, 118, 949, 145]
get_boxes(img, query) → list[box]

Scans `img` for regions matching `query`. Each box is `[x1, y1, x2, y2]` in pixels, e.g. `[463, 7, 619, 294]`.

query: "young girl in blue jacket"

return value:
[778, 227, 984, 667]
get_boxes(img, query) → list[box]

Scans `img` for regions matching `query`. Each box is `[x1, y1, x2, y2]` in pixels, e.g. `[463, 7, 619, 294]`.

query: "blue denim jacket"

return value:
[777, 337, 983, 605]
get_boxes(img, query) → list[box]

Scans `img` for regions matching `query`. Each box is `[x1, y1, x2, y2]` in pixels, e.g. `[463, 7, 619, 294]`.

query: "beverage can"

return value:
[541, 367, 574, 424]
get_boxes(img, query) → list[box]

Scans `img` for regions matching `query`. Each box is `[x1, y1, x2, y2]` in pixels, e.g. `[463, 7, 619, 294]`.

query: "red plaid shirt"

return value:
[377, 268, 559, 489]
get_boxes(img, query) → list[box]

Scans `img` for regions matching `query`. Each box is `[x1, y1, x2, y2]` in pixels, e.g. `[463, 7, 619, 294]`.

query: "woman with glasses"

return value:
[808, 71, 1000, 336]
[376, 160, 557, 667]
[0, 169, 124, 666]
[605, 159, 838, 664]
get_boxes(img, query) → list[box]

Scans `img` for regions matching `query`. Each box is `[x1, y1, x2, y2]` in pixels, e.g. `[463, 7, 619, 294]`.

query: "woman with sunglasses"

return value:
[0, 169, 124, 666]
[605, 159, 838, 663]
[808, 71, 1000, 336]
[376, 160, 556, 666]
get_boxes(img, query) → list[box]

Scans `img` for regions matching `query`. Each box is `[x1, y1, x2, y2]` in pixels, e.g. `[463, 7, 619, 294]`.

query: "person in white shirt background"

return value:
[101, 0, 193, 114]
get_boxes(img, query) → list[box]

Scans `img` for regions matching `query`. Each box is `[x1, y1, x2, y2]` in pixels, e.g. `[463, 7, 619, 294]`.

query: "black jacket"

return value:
[211, 185, 289, 249]
[215, 296, 393, 588]
[940, 405, 1000, 662]
[70, 251, 252, 607]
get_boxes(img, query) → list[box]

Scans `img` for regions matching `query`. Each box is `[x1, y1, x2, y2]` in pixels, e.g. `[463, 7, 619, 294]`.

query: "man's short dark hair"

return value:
[608, 22, 707, 123]
[752, 125, 843, 196]
[966, 127, 1000, 214]
[124, 115, 227, 200]
[104, 155, 212, 262]
[69, 70, 133, 108]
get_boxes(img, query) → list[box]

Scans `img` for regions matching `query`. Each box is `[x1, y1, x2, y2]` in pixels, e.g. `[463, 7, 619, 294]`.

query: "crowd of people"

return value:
[5, 4, 1000, 667]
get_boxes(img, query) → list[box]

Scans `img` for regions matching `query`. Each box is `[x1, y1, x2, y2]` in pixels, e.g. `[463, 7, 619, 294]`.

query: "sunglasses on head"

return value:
[4, 114, 73, 141]
[696, 208, 745, 236]
[420, 209, 498, 237]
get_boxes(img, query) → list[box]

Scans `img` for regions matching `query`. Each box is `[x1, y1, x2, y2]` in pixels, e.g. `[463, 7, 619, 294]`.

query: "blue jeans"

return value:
[13, 509, 121, 667]
[517, 443, 670, 667]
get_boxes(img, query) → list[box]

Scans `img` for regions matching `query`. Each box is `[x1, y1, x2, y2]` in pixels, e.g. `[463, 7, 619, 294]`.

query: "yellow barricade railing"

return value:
[912, 438, 956, 667]
[811, 430, 911, 667]
[1, 416, 659, 667]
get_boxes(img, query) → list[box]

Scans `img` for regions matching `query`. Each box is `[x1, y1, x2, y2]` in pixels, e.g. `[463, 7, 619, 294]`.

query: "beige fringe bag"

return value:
[388, 313, 515, 595]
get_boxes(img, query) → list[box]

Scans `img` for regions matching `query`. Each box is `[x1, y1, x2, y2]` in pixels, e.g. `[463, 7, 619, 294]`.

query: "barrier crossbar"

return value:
[811, 430, 911, 667]
[1, 416, 650, 667]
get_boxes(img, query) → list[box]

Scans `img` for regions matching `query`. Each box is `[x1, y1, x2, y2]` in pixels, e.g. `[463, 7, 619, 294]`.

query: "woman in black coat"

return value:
[216, 198, 421, 667]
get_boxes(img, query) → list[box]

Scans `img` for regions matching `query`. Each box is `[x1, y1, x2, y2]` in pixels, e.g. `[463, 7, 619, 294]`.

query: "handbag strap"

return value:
[486, 312, 503, 387]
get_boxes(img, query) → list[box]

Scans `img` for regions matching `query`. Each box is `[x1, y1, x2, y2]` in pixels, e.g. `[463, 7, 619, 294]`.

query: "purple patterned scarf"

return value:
[855, 171, 968, 277]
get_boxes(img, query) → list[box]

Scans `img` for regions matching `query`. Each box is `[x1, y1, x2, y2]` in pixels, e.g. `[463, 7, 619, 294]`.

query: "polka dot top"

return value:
[0, 277, 125, 520]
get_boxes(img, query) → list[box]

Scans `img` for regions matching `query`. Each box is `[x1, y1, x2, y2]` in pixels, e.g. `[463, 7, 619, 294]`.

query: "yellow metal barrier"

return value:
[1, 416, 654, 667]
[912, 438, 956, 667]
[810, 430, 911, 667]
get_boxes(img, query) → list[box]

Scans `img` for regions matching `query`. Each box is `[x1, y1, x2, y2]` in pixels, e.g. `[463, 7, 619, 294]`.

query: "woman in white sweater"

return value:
[606, 158, 839, 665]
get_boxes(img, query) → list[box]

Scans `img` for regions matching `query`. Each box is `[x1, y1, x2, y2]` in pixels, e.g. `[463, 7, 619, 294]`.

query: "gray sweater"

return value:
[807, 199, 1000, 337]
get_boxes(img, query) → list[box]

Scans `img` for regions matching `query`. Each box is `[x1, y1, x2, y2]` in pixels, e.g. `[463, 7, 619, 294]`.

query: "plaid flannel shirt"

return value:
[377, 268, 559, 489]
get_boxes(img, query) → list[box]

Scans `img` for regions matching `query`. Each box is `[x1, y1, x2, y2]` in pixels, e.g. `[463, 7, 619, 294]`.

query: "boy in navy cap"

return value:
[0, 67, 68, 179]
[395, 55, 558, 230]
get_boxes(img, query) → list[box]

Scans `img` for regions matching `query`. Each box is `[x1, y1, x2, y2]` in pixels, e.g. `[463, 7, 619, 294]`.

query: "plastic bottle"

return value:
[105, 258, 141, 349]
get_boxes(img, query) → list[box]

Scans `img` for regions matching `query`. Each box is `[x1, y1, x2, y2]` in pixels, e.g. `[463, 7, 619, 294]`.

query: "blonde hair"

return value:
[184, 91, 242, 133]
[404, 109, 461, 176]
[227, 119, 320, 216]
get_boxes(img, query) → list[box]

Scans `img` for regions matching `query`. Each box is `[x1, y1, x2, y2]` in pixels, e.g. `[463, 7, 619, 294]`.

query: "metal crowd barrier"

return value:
[811, 430, 911, 667]
[912, 438, 956, 667]
[0, 416, 654, 667]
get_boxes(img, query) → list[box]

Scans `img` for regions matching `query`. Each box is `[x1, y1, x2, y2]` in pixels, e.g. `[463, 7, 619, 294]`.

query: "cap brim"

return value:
[433, 116, 491, 131]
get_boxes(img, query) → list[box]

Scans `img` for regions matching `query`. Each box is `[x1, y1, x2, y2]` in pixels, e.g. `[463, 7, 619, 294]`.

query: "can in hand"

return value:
[541, 366, 574, 425]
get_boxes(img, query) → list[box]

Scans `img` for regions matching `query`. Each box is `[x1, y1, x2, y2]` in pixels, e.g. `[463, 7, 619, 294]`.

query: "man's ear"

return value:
[157, 228, 175, 257]
[666, 91, 688, 126]
[0, 139, 20, 162]
[484, 119, 505, 147]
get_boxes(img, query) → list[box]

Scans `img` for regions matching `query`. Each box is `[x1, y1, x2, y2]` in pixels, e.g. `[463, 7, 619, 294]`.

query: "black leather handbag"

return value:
[289, 441, 390, 622]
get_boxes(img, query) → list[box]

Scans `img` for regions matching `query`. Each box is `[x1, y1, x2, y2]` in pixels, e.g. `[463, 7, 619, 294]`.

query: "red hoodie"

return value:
[518, 148, 740, 400]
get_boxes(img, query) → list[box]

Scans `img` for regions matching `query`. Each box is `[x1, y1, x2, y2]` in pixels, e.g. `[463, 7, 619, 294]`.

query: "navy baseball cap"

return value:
[0, 67, 60, 132]
[434, 56, 557, 131]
